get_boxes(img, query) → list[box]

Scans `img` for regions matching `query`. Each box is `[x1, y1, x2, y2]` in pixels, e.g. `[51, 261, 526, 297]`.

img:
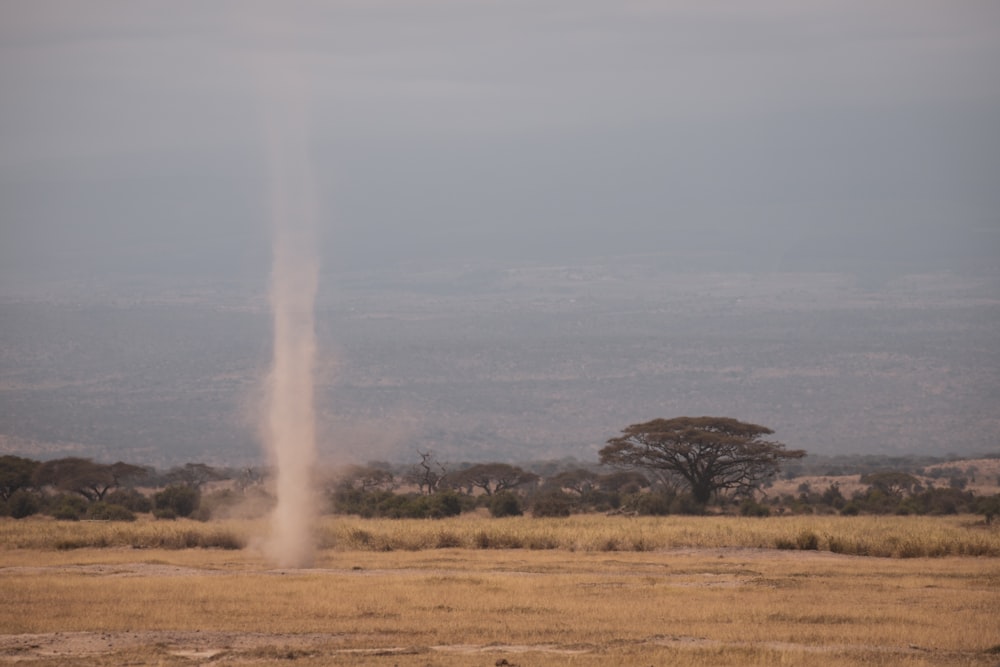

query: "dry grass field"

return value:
[2, 515, 999, 666]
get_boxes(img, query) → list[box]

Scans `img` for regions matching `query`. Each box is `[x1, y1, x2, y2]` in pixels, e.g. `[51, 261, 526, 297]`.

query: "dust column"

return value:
[262, 65, 319, 568]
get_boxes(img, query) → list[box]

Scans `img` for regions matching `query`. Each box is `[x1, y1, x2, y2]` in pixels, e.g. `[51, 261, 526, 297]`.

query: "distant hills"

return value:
[1, 257, 998, 467]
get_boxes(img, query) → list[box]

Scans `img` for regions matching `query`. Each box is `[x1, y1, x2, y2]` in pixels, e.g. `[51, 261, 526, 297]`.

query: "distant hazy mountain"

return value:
[1, 258, 998, 467]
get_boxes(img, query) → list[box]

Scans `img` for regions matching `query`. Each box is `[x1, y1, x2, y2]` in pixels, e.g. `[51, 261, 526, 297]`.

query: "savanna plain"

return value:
[1, 514, 998, 666]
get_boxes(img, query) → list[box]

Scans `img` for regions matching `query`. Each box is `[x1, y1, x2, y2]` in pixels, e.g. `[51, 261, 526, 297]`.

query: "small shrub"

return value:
[474, 530, 523, 549]
[489, 492, 524, 517]
[634, 491, 674, 516]
[840, 502, 861, 516]
[669, 493, 705, 516]
[85, 502, 136, 522]
[154, 485, 200, 518]
[434, 530, 462, 548]
[530, 491, 572, 518]
[424, 492, 463, 518]
[740, 499, 771, 517]
[6, 490, 40, 518]
[105, 488, 153, 513]
[49, 494, 88, 521]
[795, 530, 819, 551]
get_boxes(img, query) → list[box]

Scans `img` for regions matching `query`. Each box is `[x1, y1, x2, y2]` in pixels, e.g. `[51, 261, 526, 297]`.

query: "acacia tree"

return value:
[166, 463, 228, 490]
[33, 458, 145, 502]
[599, 417, 805, 504]
[0, 455, 39, 501]
[548, 468, 599, 496]
[338, 464, 396, 493]
[446, 463, 539, 496]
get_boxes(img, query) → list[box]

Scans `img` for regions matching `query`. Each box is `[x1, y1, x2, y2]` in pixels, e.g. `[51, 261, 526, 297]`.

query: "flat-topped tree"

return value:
[32, 458, 145, 502]
[599, 416, 805, 504]
[446, 463, 539, 496]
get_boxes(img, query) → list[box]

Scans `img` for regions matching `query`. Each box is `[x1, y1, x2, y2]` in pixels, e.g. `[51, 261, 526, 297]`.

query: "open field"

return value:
[2, 516, 999, 665]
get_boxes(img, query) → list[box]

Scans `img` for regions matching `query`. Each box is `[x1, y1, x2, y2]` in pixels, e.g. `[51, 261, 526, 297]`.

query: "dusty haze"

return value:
[259, 57, 320, 568]
[0, 2, 998, 467]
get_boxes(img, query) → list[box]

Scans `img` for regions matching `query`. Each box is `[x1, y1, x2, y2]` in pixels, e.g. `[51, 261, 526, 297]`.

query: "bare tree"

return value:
[404, 450, 448, 495]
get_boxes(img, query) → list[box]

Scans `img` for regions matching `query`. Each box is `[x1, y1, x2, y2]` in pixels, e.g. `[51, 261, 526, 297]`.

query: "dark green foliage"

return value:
[669, 493, 705, 515]
[0, 455, 39, 501]
[859, 471, 922, 497]
[839, 501, 861, 516]
[154, 484, 200, 518]
[445, 463, 539, 496]
[85, 502, 136, 521]
[105, 488, 153, 513]
[489, 491, 524, 517]
[601, 416, 805, 503]
[740, 498, 771, 517]
[633, 491, 674, 516]
[49, 493, 88, 520]
[421, 491, 464, 518]
[844, 479, 977, 516]
[976, 495, 1000, 525]
[331, 487, 463, 519]
[33, 458, 145, 502]
[530, 491, 570, 517]
[5, 489, 40, 518]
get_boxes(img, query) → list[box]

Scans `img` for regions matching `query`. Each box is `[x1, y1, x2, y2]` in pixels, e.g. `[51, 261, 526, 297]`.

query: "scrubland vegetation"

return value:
[3, 448, 999, 665]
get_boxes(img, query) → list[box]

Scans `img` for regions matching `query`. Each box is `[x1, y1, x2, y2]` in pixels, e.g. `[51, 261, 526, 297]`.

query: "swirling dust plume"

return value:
[260, 63, 319, 568]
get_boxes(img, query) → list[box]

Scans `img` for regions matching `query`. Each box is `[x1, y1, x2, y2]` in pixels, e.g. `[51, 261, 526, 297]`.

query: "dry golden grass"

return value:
[4, 512, 997, 557]
[1, 514, 999, 665]
[1, 547, 998, 666]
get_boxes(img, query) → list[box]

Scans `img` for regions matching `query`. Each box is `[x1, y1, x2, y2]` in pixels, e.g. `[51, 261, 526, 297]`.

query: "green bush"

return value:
[488, 491, 524, 517]
[48, 494, 88, 521]
[739, 498, 771, 517]
[5, 490, 40, 518]
[669, 493, 704, 516]
[423, 492, 463, 518]
[634, 491, 674, 516]
[332, 488, 463, 519]
[528, 491, 569, 517]
[105, 488, 153, 513]
[154, 485, 200, 518]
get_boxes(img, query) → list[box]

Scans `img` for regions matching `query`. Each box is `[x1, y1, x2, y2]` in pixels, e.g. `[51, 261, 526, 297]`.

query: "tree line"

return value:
[2, 416, 998, 523]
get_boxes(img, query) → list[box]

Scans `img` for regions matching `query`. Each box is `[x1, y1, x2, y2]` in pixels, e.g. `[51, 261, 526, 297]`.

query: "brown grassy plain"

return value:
[1, 514, 998, 666]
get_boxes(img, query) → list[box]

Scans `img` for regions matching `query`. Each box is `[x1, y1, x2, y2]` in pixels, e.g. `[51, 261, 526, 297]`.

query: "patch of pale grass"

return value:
[2, 513, 998, 558]
[318, 514, 1000, 557]
[0, 548, 997, 666]
[0, 515, 251, 550]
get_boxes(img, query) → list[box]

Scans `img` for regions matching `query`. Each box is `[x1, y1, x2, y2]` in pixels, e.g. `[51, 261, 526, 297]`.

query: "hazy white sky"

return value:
[2, 0, 998, 285]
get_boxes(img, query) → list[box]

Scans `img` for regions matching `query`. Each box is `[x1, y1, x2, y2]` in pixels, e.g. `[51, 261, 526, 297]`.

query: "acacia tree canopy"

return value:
[0, 455, 39, 501]
[446, 463, 539, 496]
[599, 416, 805, 504]
[33, 458, 145, 502]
